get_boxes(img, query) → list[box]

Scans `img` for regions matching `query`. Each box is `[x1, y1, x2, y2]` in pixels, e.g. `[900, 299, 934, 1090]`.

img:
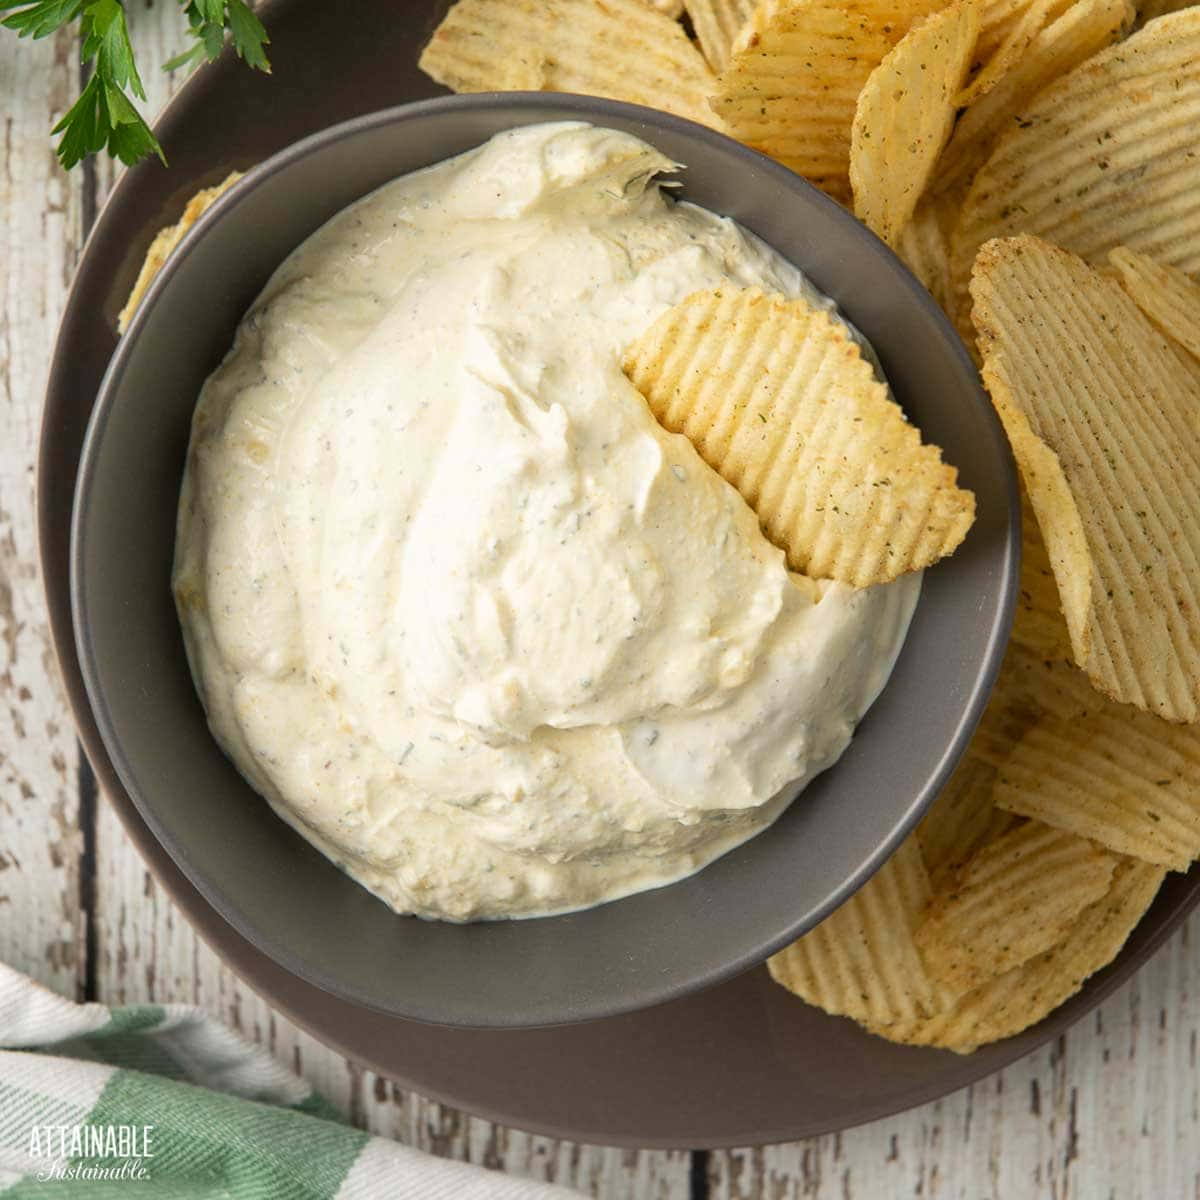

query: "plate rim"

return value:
[36, 0, 1200, 1146]
[67, 89, 1020, 1029]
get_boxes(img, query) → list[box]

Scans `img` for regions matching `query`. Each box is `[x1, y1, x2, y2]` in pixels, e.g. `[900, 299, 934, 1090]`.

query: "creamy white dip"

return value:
[174, 122, 919, 921]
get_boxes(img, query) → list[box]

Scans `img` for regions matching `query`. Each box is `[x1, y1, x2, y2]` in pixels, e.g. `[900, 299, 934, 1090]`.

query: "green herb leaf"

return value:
[102, 81, 163, 164]
[161, 39, 204, 72]
[51, 74, 105, 168]
[2, 0, 271, 170]
[1, 0, 84, 39]
[193, 0, 223, 25]
[50, 62, 165, 168]
[166, 0, 270, 73]
[80, 0, 146, 100]
[199, 11, 224, 59]
[225, 0, 267, 70]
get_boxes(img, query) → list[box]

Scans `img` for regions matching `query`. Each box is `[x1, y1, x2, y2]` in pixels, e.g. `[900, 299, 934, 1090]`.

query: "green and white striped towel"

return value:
[0, 963, 583, 1198]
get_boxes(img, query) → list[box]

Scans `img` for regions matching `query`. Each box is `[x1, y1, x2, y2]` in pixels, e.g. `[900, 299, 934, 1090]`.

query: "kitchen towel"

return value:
[0, 962, 584, 1198]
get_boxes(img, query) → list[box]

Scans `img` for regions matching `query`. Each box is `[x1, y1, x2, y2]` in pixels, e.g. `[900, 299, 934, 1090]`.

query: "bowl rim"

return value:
[70, 91, 1021, 1028]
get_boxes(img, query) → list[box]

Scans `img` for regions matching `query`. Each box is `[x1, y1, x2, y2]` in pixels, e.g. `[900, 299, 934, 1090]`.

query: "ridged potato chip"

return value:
[622, 287, 976, 585]
[1010, 484, 1074, 660]
[767, 837, 954, 1024]
[685, 0, 756, 70]
[728, 0, 778, 53]
[730, 0, 946, 52]
[974, 637, 1119, 768]
[951, 9, 1200, 308]
[644, 0, 685, 14]
[915, 755, 1015, 890]
[970, 513, 1104, 769]
[976, 0, 1048, 57]
[709, 0, 897, 200]
[850, 2, 980, 246]
[935, 0, 1133, 199]
[1135, 0, 1196, 25]
[914, 820, 1119, 995]
[895, 198, 960, 323]
[845, 0, 959, 32]
[419, 0, 719, 127]
[118, 172, 243, 334]
[1109, 246, 1200, 361]
[971, 235, 1200, 721]
[970, 648, 1056, 767]
[776, 512, 1176, 1045]
[988, 528, 1200, 869]
[957, 0, 1067, 106]
[995, 703, 1200, 870]
[872, 859, 1165, 1051]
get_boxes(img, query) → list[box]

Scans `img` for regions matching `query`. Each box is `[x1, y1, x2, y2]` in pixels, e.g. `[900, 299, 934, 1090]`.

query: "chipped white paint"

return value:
[2, 4, 1199, 1198]
[0, 27, 86, 996]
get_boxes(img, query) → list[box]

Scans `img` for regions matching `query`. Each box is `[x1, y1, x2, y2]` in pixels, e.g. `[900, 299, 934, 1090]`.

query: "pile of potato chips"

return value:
[422, 0, 1200, 1050]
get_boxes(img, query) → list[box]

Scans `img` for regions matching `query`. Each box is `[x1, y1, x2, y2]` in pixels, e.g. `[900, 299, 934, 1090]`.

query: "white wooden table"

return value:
[3, 11, 1198, 1197]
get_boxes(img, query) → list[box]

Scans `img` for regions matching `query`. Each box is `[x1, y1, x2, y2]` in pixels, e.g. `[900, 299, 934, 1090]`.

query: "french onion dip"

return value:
[174, 122, 920, 921]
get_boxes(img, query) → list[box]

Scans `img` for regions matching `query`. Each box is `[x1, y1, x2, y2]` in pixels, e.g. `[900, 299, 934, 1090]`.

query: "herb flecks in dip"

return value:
[174, 123, 919, 921]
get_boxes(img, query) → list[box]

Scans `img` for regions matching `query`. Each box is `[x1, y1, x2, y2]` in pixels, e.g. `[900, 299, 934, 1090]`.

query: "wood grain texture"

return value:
[3, 3, 1199, 1197]
[0, 27, 86, 996]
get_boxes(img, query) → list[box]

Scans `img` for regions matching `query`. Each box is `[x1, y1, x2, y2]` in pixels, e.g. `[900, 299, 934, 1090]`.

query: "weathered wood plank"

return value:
[709, 914, 1200, 1199]
[0, 28, 86, 995]
[16, 5, 1198, 1197]
[93, 802, 693, 1197]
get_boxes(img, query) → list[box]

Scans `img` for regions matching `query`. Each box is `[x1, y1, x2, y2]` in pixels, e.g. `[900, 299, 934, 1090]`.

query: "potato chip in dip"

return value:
[173, 123, 921, 921]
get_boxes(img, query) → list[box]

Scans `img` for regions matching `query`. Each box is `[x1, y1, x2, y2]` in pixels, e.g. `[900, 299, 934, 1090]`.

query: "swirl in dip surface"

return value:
[174, 122, 920, 921]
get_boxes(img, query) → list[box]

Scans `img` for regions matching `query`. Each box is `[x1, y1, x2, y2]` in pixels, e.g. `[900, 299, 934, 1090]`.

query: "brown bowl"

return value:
[69, 95, 1016, 1029]
[42, 0, 1200, 1143]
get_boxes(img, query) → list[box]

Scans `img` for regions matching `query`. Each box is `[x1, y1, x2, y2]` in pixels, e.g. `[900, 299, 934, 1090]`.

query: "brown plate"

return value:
[40, 0, 1200, 1148]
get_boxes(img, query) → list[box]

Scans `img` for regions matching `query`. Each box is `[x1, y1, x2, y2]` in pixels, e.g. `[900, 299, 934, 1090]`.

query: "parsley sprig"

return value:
[0, 0, 270, 170]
